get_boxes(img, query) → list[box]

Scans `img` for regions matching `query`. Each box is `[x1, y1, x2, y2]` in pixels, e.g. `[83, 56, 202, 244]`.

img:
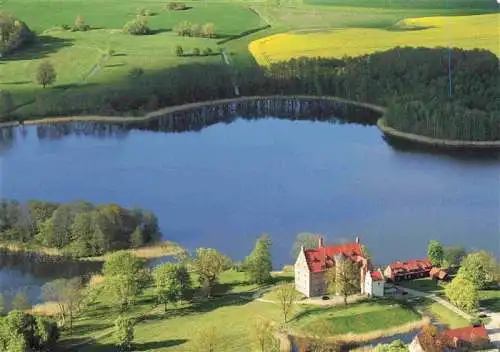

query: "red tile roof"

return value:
[443, 325, 489, 343]
[389, 258, 432, 275]
[370, 271, 384, 281]
[429, 267, 448, 280]
[304, 242, 364, 273]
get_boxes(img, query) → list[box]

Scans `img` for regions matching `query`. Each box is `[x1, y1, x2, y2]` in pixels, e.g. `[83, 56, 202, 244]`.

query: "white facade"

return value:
[364, 271, 385, 297]
[294, 249, 311, 297]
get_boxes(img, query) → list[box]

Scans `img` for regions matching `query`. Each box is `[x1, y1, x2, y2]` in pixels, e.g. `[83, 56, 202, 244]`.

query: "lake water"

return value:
[0, 99, 499, 301]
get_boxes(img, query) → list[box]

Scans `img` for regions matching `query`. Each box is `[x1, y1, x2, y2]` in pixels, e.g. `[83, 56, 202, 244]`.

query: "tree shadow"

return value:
[105, 63, 125, 68]
[2, 36, 74, 61]
[1, 81, 32, 85]
[79, 339, 187, 352]
[148, 28, 172, 35]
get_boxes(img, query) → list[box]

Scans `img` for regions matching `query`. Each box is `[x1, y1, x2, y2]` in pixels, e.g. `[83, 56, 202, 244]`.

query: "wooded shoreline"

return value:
[3, 95, 499, 150]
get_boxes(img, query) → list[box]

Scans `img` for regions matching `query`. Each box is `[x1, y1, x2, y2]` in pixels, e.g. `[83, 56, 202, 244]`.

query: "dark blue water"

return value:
[0, 117, 498, 271]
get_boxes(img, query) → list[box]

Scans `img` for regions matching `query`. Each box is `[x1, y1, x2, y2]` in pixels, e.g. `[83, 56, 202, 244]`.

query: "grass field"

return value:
[290, 300, 421, 336]
[427, 301, 470, 328]
[0, 0, 264, 116]
[249, 13, 500, 65]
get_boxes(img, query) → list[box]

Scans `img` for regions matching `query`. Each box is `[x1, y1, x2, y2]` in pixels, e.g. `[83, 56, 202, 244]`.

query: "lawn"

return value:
[289, 300, 421, 336]
[398, 278, 446, 295]
[249, 13, 500, 65]
[479, 289, 500, 313]
[427, 301, 469, 328]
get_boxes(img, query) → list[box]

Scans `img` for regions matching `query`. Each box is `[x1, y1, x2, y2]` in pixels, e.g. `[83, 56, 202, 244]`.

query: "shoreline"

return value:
[377, 118, 500, 149]
[16, 95, 386, 126]
[3, 96, 499, 149]
[0, 241, 182, 262]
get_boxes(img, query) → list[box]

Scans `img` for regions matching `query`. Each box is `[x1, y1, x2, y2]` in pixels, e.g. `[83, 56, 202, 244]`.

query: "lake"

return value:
[0, 98, 498, 301]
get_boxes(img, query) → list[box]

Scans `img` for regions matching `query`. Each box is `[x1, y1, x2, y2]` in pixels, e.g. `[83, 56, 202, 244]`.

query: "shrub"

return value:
[72, 14, 90, 31]
[175, 45, 184, 57]
[36, 61, 57, 88]
[192, 48, 200, 56]
[166, 2, 187, 10]
[123, 16, 150, 35]
[173, 21, 192, 36]
[190, 24, 201, 37]
[202, 47, 213, 56]
[0, 13, 35, 56]
[201, 22, 216, 38]
[128, 67, 144, 80]
[61, 24, 70, 30]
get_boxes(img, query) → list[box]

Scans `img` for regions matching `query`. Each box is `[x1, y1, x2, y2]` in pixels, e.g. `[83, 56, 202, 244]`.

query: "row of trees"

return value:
[427, 239, 499, 313]
[0, 199, 161, 257]
[173, 21, 216, 38]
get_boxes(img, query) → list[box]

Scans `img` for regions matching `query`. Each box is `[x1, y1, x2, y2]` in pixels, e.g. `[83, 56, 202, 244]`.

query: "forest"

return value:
[0, 199, 161, 257]
[3, 47, 499, 141]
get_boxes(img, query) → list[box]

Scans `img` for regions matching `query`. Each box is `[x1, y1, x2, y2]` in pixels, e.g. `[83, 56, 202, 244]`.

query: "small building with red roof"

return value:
[294, 236, 377, 297]
[429, 267, 449, 281]
[384, 258, 433, 282]
[409, 324, 491, 351]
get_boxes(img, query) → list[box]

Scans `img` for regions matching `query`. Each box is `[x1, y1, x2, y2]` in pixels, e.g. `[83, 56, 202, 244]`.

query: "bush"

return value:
[201, 22, 216, 38]
[192, 48, 200, 56]
[202, 47, 213, 56]
[190, 24, 201, 37]
[128, 67, 144, 80]
[61, 24, 70, 30]
[166, 2, 187, 10]
[0, 13, 35, 56]
[36, 61, 57, 88]
[123, 16, 150, 35]
[173, 21, 192, 36]
[175, 45, 184, 57]
[72, 14, 90, 31]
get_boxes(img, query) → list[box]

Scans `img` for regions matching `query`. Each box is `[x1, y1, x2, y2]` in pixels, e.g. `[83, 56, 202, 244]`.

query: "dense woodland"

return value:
[0, 199, 161, 257]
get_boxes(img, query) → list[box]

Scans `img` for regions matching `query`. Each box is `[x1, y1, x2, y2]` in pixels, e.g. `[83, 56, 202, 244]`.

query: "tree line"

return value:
[5, 47, 496, 141]
[0, 199, 161, 257]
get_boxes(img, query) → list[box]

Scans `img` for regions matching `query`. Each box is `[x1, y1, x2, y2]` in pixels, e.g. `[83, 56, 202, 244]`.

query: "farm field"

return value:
[249, 13, 500, 65]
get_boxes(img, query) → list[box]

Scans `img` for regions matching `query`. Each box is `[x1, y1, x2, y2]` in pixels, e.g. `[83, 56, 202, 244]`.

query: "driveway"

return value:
[394, 284, 500, 349]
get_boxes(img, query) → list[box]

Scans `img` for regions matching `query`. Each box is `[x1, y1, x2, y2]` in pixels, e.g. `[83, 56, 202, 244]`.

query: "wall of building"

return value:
[309, 271, 327, 297]
[294, 250, 310, 297]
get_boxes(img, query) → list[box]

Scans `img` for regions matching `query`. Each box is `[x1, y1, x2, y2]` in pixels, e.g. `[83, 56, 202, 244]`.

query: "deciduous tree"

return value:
[291, 232, 321, 259]
[153, 262, 191, 312]
[114, 315, 134, 351]
[276, 283, 296, 323]
[326, 256, 360, 305]
[42, 277, 83, 332]
[192, 248, 230, 297]
[445, 274, 479, 313]
[458, 251, 499, 289]
[443, 246, 466, 268]
[36, 61, 56, 88]
[252, 317, 279, 352]
[244, 234, 272, 284]
[427, 240, 444, 267]
[103, 251, 148, 309]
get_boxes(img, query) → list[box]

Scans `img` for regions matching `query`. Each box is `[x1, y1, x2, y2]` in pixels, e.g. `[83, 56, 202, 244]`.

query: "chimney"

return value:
[318, 236, 324, 248]
[355, 236, 360, 244]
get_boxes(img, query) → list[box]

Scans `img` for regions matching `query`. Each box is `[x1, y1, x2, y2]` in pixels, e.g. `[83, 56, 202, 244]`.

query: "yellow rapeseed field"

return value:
[249, 14, 499, 65]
